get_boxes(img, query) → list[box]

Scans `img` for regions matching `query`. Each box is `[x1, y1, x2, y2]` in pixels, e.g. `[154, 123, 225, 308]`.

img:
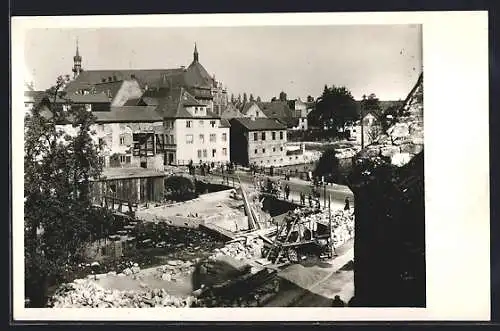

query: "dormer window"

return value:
[210, 120, 216, 128]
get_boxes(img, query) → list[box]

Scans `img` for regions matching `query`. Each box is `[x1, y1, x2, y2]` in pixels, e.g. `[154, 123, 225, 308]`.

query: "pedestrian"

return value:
[308, 194, 312, 207]
[331, 295, 346, 307]
[285, 184, 290, 200]
[344, 197, 350, 211]
[300, 192, 305, 205]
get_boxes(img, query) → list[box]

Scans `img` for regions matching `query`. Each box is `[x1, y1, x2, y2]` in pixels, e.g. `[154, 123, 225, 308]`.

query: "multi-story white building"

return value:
[162, 87, 230, 165]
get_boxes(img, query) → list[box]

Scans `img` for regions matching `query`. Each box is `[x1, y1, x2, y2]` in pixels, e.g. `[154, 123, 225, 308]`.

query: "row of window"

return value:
[252, 131, 285, 141]
[254, 146, 284, 154]
[186, 133, 227, 144]
[186, 120, 218, 128]
[197, 148, 228, 158]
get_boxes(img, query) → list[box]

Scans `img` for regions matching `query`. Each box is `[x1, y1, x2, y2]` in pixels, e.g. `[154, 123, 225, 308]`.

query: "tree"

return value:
[230, 93, 235, 103]
[164, 176, 197, 201]
[243, 93, 248, 104]
[309, 85, 358, 131]
[365, 123, 382, 144]
[249, 94, 254, 102]
[271, 97, 277, 102]
[237, 94, 242, 103]
[24, 75, 109, 307]
[361, 93, 381, 114]
[256, 96, 262, 102]
[307, 95, 314, 103]
[279, 91, 287, 102]
[313, 148, 340, 183]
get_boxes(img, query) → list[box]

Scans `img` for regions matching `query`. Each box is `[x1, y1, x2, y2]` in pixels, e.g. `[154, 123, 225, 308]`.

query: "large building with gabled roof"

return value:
[64, 42, 228, 116]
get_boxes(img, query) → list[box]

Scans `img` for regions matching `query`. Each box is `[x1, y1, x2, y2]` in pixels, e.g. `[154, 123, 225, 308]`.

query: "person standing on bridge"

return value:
[344, 197, 350, 211]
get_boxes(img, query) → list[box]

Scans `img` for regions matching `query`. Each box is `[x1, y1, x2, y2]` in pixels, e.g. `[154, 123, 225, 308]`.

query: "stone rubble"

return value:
[49, 279, 197, 308]
[209, 237, 265, 261]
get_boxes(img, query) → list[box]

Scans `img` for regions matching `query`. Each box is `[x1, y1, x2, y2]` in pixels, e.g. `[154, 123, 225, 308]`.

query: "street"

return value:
[191, 167, 354, 210]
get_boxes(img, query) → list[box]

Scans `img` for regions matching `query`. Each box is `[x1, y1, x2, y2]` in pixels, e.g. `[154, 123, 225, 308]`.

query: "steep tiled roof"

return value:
[24, 91, 47, 104]
[91, 80, 124, 98]
[123, 98, 141, 106]
[241, 102, 262, 115]
[221, 104, 244, 119]
[93, 106, 162, 123]
[68, 93, 111, 104]
[64, 69, 186, 94]
[185, 60, 214, 88]
[219, 119, 231, 128]
[230, 117, 287, 131]
[156, 87, 219, 119]
[257, 101, 293, 119]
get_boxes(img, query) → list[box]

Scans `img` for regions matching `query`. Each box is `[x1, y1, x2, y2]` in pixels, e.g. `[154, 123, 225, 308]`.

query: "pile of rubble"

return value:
[288, 207, 355, 248]
[210, 237, 265, 261]
[357, 73, 423, 168]
[154, 259, 197, 281]
[49, 279, 196, 308]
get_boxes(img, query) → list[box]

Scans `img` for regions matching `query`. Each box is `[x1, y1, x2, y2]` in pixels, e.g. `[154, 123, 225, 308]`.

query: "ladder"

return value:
[265, 216, 300, 263]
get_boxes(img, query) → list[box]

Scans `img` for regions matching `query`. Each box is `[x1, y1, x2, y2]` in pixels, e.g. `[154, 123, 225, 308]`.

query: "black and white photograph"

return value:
[12, 12, 490, 321]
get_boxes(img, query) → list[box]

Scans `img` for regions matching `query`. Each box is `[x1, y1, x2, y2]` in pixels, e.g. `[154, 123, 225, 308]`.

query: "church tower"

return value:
[193, 42, 199, 62]
[72, 38, 83, 79]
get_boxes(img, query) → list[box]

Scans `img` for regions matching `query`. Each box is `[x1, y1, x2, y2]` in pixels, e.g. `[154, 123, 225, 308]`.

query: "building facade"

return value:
[162, 88, 230, 166]
[288, 99, 310, 130]
[229, 117, 287, 166]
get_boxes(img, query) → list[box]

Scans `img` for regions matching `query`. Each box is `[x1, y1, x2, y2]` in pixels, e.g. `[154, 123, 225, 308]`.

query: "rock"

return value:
[131, 266, 140, 274]
[192, 288, 203, 297]
[411, 137, 424, 145]
[380, 145, 400, 158]
[91, 262, 99, 267]
[133, 263, 139, 267]
[364, 147, 381, 157]
[389, 123, 410, 138]
[167, 260, 180, 266]
[117, 273, 126, 277]
[107, 271, 117, 276]
[391, 152, 412, 167]
[123, 268, 132, 276]
[161, 273, 172, 281]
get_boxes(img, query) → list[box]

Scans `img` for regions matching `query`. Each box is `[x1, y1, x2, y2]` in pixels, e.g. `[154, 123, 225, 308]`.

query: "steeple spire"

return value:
[193, 42, 199, 62]
[73, 37, 82, 79]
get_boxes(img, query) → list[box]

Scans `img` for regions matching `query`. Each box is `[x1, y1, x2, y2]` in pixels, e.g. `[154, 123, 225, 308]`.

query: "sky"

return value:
[24, 25, 422, 101]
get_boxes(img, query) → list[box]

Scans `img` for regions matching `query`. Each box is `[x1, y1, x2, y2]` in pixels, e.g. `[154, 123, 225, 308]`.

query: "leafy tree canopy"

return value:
[309, 85, 358, 129]
[25, 75, 109, 307]
[279, 91, 287, 102]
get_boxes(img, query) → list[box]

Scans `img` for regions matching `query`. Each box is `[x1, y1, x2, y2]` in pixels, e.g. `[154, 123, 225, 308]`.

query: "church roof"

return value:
[65, 69, 186, 94]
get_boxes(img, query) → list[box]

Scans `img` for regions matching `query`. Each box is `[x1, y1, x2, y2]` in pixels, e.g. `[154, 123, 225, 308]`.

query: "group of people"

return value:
[188, 160, 235, 176]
